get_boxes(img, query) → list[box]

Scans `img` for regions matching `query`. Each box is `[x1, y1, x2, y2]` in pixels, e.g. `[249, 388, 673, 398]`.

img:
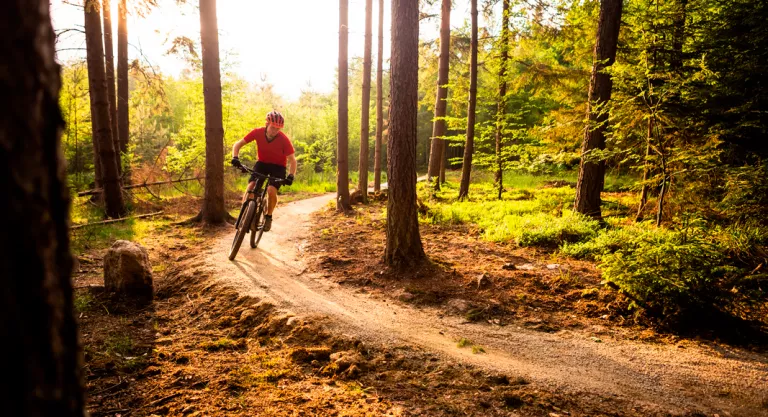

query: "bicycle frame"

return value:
[234, 167, 286, 232]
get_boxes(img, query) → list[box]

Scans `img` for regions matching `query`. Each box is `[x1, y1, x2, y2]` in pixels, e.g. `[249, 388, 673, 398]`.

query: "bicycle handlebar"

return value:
[235, 163, 288, 185]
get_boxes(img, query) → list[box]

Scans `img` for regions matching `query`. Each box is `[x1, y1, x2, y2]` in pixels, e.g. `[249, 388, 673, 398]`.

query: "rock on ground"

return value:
[104, 240, 153, 300]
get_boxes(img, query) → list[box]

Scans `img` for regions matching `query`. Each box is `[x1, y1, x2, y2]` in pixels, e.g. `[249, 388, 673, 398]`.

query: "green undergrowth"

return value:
[420, 171, 768, 332]
[419, 178, 601, 247]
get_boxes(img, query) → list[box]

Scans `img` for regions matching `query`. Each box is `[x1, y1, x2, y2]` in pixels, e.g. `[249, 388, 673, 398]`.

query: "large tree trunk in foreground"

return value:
[0, 1, 85, 415]
[457, 0, 478, 201]
[85, 0, 125, 218]
[117, 0, 130, 183]
[199, 0, 227, 223]
[427, 0, 451, 191]
[103, 0, 119, 174]
[337, 0, 352, 210]
[495, 0, 510, 200]
[358, 0, 373, 203]
[385, 0, 425, 267]
[573, 0, 623, 219]
[373, 0, 384, 192]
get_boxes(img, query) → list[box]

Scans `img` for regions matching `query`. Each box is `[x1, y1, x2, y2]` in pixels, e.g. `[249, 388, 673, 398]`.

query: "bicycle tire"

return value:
[250, 196, 267, 248]
[229, 199, 256, 260]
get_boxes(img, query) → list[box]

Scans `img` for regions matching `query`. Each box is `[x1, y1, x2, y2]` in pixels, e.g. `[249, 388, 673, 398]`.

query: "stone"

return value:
[104, 240, 153, 300]
[329, 350, 366, 372]
[446, 299, 472, 314]
[476, 273, 492, 289]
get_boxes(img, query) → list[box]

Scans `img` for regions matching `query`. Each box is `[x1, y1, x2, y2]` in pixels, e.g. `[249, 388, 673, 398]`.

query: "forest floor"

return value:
[72, 191, 768, 417]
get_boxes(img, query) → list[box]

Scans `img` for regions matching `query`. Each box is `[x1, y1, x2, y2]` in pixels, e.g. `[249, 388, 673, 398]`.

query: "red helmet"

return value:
[266, 111, 285, 128]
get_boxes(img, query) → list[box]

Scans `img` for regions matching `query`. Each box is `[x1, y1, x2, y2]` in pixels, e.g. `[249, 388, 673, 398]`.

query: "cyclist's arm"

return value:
[232, 138, 247, 158]
[287, 153, 297, 176]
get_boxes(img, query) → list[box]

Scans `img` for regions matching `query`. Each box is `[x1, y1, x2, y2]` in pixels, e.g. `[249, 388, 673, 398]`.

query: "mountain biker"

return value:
[230, 111, 296, 232]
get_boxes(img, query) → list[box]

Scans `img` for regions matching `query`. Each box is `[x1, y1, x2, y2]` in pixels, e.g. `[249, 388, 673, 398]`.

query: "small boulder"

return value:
[476, 273, 492, 289]
[350, 189, 364, 204]
[104, 240, 153, 300]
[329, 350, 366, 372]
[446, 298, 472, 314]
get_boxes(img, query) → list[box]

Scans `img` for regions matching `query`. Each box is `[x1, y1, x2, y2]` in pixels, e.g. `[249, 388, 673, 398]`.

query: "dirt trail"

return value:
[205, 194, 768, 416]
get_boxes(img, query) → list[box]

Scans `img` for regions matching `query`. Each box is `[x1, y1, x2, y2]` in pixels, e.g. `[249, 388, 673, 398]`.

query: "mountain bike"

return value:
[228, 166, 287, 261]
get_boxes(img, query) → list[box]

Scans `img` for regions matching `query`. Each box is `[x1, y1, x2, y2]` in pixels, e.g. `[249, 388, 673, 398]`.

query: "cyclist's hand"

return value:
[284, 174, 294, 186]
[231, 156, 242, 168]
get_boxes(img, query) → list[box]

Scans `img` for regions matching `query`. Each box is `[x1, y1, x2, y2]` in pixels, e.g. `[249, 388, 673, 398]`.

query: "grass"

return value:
[456, 337, 486, 354]
[199, 338, 242, 352]
[74, 291, 96, 313]
[419, 179, 601, 247]
[104, 332, 134, 356]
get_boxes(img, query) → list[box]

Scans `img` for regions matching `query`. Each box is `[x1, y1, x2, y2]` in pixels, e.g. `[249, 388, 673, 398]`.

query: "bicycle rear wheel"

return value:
[250, 197, 267, 248]
[229, 200, 256, 260]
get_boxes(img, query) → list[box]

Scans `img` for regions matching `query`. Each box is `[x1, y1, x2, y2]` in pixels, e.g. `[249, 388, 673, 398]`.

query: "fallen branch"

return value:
[144, 392, 181, 409]
[77, 177, 204, 197]
[71, 211, 164, 229]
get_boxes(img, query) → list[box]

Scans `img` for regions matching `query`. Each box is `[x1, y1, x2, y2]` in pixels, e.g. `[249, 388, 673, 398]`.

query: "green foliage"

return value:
[564, 217, 767, 321]
[421, 175, 600, 246]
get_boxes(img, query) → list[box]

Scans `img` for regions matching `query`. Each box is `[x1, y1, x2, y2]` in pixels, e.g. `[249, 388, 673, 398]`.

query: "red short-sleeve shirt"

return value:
[242, 127, 295, 167]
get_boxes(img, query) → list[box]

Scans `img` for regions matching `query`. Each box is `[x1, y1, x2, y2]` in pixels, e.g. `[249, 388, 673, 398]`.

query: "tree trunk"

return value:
[457, 0, 478, 201]
[102, 0, 119, 175]
[199, 0, 226, 223]
[427, 0, 451, 191]
[670, 0, 687, 72]
[338, 0, 352, 210]
[573, 0, 623, 220]
[636, 117, 653, 221]
[117, 0, 129, 184]
[656, 151, 668, 226]
[373, 0, 384, 192]
[358, 0, 373, 203]
[385, 0, 425, 267]
[85, 0, 125, 218]
[0, 1, 86, 414]
[495, 0, 510, 200]
[439, 142, 446, 183]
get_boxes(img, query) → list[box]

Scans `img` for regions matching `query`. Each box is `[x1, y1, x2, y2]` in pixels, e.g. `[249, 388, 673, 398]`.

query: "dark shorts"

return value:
[249, 161, 287, 190]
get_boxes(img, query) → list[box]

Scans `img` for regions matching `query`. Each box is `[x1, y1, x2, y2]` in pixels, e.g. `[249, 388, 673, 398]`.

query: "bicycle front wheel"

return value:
[229, 199, 256, 260]
[250, 197, 267, 249]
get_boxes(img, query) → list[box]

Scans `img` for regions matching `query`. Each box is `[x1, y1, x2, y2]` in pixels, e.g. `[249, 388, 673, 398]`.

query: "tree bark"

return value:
[0, 1, 86, 414]
[85, 0, 125, 218]
[573, 0, 623, 220]
[373, 0, 384, 192]
[495, 0, 510, 200]
[457, 0, 478, 201]
[117, 0, 130, 183]
[103, 0, 119, 174]
[636, 116, 653, 221]
[670, 0, 687, 72]
[199, 0, 226, 223]
[439, 142, 446, 183]
[427, 0, 451, 191]
[385, 0, 425, 267]
[338, 0, 352, 210]
[358, 0, 373, 203]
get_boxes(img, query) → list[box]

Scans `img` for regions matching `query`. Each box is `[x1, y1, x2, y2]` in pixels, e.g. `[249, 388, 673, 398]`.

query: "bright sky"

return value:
[51, 0, 489, 100]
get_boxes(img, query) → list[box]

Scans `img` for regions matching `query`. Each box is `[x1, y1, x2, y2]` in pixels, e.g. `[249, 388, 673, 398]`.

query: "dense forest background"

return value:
[56, 0, 767, 326]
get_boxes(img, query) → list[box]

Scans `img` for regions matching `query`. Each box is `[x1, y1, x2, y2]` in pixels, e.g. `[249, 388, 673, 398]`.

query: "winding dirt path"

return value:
[204, 194, 768, 416]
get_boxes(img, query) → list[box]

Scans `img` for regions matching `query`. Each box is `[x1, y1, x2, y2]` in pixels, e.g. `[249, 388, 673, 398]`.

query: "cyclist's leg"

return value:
[267, 185, 278, 215]
[242, 181, 256, 203]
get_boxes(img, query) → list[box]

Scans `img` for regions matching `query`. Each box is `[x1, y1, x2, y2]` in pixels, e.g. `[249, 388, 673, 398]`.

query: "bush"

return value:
[485, 211, 600, 247]
[593, 218, 766, 322]
[561, 224, 646, 260]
